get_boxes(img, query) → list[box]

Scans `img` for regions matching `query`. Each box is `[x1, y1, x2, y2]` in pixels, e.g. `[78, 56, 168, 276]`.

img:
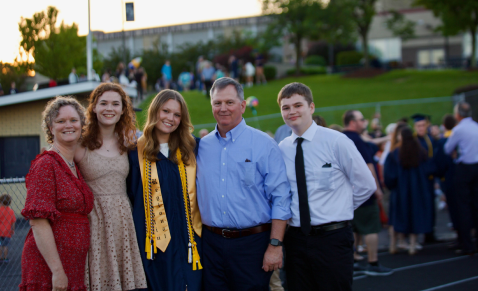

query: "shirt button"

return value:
[222, 195, 224, 198]
[233, 139, 235, 142]
[222, 179, 225, 181]
[224, 147, 226, 150]
[223, 163, 225, 166]
[223, 211, 226, 214]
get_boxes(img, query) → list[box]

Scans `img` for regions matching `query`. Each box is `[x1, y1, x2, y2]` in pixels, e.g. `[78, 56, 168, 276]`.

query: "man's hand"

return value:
[262, 244, 283, 272]
[375, 188, 384, 203]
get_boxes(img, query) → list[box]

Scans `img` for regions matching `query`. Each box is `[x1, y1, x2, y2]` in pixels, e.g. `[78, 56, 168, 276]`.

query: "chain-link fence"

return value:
[1, 178, 27, 291]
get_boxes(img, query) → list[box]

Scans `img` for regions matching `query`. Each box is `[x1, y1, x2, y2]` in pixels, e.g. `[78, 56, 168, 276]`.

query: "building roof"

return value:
[0, 81, 137, 107]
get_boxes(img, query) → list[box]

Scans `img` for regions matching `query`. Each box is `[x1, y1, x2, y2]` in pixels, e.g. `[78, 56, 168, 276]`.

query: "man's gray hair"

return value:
[455, 101, 472, 118]
[210, 77, 244, 101]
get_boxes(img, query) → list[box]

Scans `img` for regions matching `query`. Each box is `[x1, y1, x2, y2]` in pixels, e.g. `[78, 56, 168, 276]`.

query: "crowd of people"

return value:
[11, 77, 478, 291]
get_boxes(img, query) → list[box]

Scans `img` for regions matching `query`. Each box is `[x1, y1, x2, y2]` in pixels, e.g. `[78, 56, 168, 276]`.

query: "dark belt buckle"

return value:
[222, 228, 232, 238]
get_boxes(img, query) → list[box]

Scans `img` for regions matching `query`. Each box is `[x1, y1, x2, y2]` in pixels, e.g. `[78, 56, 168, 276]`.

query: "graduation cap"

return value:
[411, 113, 431, 123]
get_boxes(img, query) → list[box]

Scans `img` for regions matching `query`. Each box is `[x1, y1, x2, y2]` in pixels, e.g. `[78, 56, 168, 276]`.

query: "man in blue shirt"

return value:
[161, 60, 172, 89]
[444, 102, 478, 255]
[197, 77, 291, 290]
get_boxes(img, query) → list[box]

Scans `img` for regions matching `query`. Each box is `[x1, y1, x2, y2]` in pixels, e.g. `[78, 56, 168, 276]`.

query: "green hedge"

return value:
[304, 55, 327, 66]
[336, 51, 364, 66]
[263, 65, 277, 80]
[286, 66, 326, 76]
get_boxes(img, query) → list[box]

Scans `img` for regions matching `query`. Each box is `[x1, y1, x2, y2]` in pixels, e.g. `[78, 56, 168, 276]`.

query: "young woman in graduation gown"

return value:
[127, 89, 202, 291]
[384, 127, 434, 255]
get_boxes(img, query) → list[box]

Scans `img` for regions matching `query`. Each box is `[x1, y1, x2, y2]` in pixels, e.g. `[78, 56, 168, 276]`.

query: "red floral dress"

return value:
[19, 151, 94, 291]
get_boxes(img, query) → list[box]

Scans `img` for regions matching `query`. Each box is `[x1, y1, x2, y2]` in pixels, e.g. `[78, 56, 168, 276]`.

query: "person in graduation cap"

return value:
[127, 89, 203, 291]
[411, 113, 438, 243]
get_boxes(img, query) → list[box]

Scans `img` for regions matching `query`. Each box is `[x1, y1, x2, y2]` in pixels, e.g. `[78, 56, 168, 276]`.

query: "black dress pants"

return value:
[202, 226, 272, 291]
[454, 163, 478, 252]
[284, 225, 354, 291]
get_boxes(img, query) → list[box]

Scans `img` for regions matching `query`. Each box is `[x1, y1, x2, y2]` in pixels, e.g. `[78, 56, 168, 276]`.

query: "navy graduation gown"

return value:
[127, 142, 202, 291]
[384, 149, 433, 234]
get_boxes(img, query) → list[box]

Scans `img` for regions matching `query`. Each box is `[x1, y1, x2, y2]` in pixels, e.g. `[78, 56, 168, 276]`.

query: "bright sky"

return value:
[0, 0, 262, 63]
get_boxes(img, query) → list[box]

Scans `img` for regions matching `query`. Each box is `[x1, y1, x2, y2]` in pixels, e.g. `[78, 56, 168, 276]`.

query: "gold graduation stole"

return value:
[137, 137, 202, 270]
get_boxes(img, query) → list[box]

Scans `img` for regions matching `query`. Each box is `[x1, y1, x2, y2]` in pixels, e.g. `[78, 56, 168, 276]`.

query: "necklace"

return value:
[51, 145, 76, 168]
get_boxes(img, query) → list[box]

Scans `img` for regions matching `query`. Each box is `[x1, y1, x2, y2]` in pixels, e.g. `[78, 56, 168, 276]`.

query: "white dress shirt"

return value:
[279, 122, 376, 226]
[444, 117, 478, 164]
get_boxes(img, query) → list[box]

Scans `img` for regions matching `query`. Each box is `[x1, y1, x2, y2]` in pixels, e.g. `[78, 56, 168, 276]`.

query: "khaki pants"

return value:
[269, 269, 284, 291]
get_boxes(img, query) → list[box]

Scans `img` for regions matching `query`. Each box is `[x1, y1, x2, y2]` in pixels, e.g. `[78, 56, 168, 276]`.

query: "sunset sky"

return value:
[0, 0, 262, 63]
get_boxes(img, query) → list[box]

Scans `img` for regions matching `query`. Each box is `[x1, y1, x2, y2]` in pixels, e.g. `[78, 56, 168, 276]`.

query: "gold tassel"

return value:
[192, 244, 202, 270]
[145, 237, 152, 260]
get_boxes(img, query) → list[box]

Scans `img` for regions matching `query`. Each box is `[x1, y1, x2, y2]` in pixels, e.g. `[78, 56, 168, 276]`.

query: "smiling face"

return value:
[211, 85, 246, 135]
[93, 91, 123, 127]
[280, 94, 315, 135]
[155, 99, 182, 143]
[50, 105, 82, 145]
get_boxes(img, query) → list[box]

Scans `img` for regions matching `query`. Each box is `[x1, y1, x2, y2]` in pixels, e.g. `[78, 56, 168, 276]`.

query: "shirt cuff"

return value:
[271, 205, 292, 221]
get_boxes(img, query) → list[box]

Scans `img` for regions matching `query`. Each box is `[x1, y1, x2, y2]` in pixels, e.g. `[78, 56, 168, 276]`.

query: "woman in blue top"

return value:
[384, 127, 433, 255]
[127, 89, 203, 290]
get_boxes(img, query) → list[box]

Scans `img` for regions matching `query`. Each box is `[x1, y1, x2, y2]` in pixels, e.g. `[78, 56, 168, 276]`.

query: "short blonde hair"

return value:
[42, 96, 86, 144]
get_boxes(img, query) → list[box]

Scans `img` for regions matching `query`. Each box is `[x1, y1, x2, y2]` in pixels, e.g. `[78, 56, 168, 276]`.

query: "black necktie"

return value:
[295, 137, 311, 235]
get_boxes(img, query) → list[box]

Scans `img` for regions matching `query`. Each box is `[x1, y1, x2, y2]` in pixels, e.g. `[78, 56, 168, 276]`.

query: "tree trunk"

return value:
[471, 27, 476, 69]
[361, 32, 369, 68]
[295, 36, 302, 75]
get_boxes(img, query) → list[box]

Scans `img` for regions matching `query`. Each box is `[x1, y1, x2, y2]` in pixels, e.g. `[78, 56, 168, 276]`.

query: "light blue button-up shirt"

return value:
[444, 117, 478, 164]
[197, 119, 292, 229]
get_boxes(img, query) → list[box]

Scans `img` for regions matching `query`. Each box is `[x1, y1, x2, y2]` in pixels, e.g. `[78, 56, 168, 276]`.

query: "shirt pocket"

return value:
[316, 167, 334, 191]
[237, 161, 256, 186]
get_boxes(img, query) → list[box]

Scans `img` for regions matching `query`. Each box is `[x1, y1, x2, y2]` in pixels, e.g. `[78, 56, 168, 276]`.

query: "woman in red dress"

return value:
[20, 96, 94, 291]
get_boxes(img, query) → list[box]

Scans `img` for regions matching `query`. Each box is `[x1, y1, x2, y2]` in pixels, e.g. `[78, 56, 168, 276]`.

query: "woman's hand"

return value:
[52, 270, 68, 291]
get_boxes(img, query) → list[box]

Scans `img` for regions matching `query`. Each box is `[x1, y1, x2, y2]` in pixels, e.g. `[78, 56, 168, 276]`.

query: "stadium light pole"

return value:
[87, 0, 93, 81]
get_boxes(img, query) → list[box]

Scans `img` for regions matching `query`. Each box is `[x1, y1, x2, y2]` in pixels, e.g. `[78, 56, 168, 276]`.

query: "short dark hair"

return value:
[0, 194, 12, 206]
[442, 114, 456, 130]
[343, 110, 358, 127]
[210, 77, 244, 101]
[455, 101, 472, 118]
[277, 82, 313, 105]
[313, 115, 327, 127]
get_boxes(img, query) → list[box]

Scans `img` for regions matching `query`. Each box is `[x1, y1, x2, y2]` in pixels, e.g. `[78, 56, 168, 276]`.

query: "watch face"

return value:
[270, 239, 279, 246]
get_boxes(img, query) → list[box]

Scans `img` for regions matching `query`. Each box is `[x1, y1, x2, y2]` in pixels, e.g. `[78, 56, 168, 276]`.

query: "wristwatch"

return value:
[270, 238, 283, 246]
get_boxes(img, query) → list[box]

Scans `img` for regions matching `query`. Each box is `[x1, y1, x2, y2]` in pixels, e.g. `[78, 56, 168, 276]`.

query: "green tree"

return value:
[414, 0, 478, 68]
[385, 10, 416, 41]
[262, 0, 351, 74]
[18, 6, 88, 80]
[0, 59, 32, 94]
[349, 0, 378, 68]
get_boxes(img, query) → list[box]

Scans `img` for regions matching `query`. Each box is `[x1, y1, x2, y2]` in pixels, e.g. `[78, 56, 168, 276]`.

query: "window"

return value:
[418, 49, 444, 67]
[0, 136, 40, 179]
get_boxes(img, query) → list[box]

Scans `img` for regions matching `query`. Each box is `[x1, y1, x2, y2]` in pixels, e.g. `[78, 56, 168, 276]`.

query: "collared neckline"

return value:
[291, 121, 318, 143]
[215, 118, 247, 143]
[460, 117, 473, 124]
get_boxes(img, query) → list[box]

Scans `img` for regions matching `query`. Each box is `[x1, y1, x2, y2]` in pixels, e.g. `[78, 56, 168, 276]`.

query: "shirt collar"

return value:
[215, 118, 247, 143]
[291, 121, 318, 143]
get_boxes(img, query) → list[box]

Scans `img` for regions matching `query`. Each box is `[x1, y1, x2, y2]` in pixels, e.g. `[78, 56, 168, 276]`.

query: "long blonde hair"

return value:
[390, 122, 408, 151]
[142, 90, 196, 165]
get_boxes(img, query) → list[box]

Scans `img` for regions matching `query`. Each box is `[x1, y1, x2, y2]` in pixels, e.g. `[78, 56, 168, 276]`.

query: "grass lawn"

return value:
[136, 70, 478, 135]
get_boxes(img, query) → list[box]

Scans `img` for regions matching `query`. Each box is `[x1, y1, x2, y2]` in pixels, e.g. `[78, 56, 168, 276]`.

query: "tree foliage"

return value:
[349, 0, 378, 68]
[262, 0, 355, 74]
[18, 6, 102, 80]
[0, 59, 32, 94]
[414, 0, 478, 68]
[385, 10, 416, 41]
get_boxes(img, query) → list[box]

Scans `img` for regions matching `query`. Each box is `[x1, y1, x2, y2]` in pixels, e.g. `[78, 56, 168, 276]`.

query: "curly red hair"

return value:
[82, 83, 137, 153]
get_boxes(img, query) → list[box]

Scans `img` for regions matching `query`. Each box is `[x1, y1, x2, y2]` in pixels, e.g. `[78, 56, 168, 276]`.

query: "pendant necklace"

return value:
[52, 145, 76, 168]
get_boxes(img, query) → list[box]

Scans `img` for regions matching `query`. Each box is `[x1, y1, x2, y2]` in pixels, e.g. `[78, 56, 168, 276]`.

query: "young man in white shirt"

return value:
[277, 82, 378, 290]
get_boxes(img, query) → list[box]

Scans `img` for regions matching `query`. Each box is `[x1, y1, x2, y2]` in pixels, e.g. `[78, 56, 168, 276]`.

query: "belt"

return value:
[289, 221, 349, 235]
[205, 223, 272, 239]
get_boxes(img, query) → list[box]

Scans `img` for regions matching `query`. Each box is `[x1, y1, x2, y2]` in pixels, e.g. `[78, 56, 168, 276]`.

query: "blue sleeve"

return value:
[355, 140, 373, 164]
[260, 141, 292, 221]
